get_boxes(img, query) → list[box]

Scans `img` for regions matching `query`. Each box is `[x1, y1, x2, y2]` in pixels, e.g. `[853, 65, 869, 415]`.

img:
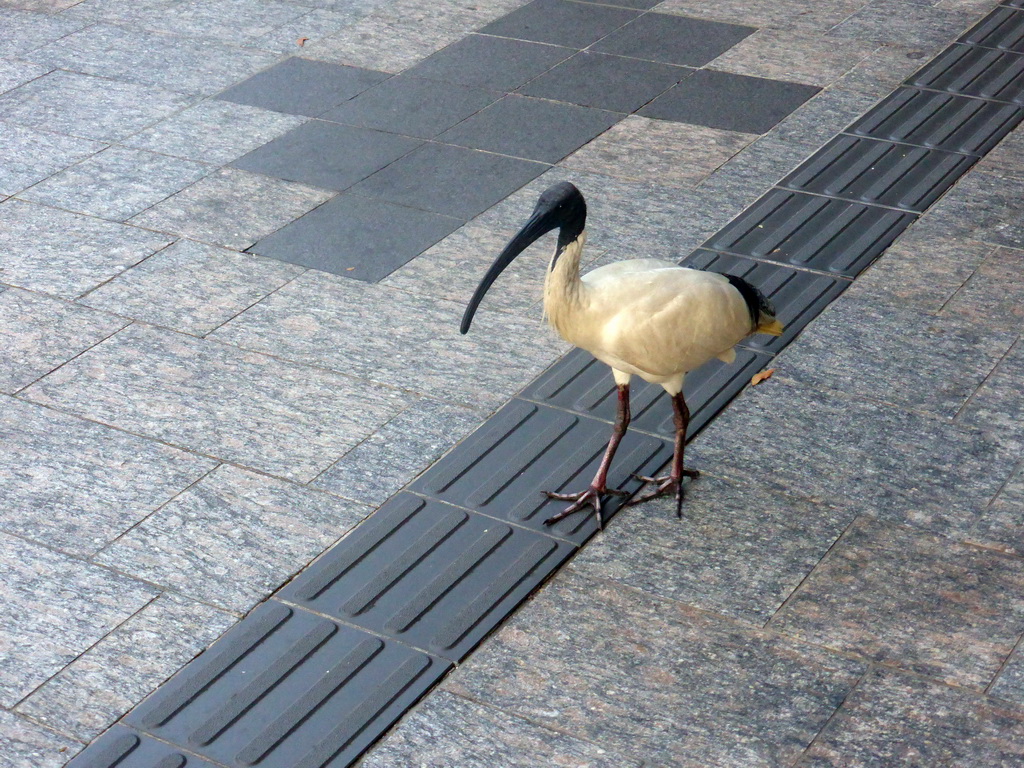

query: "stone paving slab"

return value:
[970, 460, 1024, 556]
[992, 644, 1024, 705]
[959, 336, 1024, 440]
[940, 245, 1024, 332]
[0, 8, 85, 57]
[14, 593, 236, 742]
[0, 395, 215, 556]
[0, 58, 50, 94]
[0, 122, 103, 197]
[21, 324, 413, 481]
[0, 709, 80, 768]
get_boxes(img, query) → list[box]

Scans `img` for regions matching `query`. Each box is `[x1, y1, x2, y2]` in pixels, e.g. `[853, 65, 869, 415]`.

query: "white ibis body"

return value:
[461, 182, 783, 527]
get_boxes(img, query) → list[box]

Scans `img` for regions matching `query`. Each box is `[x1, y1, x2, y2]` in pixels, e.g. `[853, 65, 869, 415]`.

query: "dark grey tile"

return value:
[125, 601, 452, 768]
[249, 193, 462, 281]
[849, 87, 1024, 155]
[478, 0, 638, 48]
[280, 493, 575, 661]
[801, 668, 1024, 767]
[437, 94, 622, 162]
[780, 135, 977, 212]
[518, 51, 692, 112]
[591, 11, 755, 66]
[907, 43, 1024, 104]
[961, 6, 1024, 52]
[572, 475, 855, 623]
[320, 75, 499, 138]
[405, 34, 574, 91]
[704, 189, 916, 277]
[640, 69, 820, 133]
[348, 143, 548, 219]
[410, 399, 672, 544]
[772, 517, 1024, 687]
[231, 120, 421, 191]
[216, 56, 389, 116]
[66, 726, 218, 768]
[444, 570, 865, 767]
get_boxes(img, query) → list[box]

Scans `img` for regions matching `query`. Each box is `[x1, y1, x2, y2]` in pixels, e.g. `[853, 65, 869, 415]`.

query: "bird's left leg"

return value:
[628, 391, 699, 518]
[544, 381, 630, 529]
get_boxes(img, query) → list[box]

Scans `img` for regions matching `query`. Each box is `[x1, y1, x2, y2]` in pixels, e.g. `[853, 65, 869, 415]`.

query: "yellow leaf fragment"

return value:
[297, 37, 309, 46]
[751, 368, 775, 386]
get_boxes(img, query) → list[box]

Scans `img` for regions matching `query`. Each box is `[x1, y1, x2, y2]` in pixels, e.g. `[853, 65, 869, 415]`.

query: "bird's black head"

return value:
[460, 182, 587, 334]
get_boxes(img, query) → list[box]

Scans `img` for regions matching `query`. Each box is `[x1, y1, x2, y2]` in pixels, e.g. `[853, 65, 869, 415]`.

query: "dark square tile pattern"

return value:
[280, 493, 575, 662]
[231, 120, 421, 192]
[848, 87, 1024, 156]
[437, 95, 622, 163]
[704, 189, 916, 277]
[406, 35, 574, 92]
[640, 69, 820, 133]
[126, 601, 451, 768]
[591, 12, 755, 67]
[907, 44, 1024, 104]
[320, 76, 500, 139]
[67, 726, 218, 767]
[411, 399, 672, 545]
[249, 194, 462, 282]
[518, 51, 692, 113]
[348, 143, 548, 220]
[780, 135, 977, 212]
[217, 57, 389, 117]
[478, 0, 639, 49]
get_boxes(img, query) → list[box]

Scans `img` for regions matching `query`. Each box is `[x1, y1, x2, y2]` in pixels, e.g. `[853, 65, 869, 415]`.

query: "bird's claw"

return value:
[542, 486, 622, 529]
[627, 471, 699, 518]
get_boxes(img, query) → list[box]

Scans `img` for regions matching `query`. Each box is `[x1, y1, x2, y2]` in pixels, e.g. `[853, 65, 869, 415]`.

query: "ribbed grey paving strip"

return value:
[847, 87, 1024, 155]
[778, 135, 976, 212]
[279, 493, 574, 661]
[83, 5, 1024, 768]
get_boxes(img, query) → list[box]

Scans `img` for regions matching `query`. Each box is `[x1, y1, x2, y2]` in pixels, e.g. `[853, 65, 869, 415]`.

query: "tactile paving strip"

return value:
[410, 399, 672, 545]
[124, 601, 450, 768]
[67, 726, 220, 768]
[279, 494, 574, 662]
[703, 189, 916, 276]
[908, 43, 1024, 103]
[847, 87, 1024, 155]
[961, 6, 1024, 52]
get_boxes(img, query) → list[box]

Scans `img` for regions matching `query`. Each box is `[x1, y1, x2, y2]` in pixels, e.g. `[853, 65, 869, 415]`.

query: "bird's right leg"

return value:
[543, 381, 630, 529]
[628, 391, 699, 517]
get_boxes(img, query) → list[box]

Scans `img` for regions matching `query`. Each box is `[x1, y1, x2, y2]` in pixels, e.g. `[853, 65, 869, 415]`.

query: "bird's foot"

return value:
[542, 486, 626, 530]
[627, 470, 700, 518]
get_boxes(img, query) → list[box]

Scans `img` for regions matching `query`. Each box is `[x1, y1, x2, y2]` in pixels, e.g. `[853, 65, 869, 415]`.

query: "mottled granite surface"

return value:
[0, 709, 80, 768]
[0, 122, 103, 196]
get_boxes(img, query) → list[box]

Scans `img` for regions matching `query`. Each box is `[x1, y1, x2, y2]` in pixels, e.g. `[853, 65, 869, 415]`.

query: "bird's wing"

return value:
[582, 266, 752, 379]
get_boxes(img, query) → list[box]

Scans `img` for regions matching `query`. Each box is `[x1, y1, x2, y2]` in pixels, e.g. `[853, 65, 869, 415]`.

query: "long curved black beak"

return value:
[460, 208, 552, 334]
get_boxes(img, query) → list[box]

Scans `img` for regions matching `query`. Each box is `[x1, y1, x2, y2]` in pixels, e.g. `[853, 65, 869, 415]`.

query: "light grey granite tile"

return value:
[249, 7, 373, 54]
[362, 691, 641, 768]
[0, 199, 172, 298]
[800, 668, 1024, 767]
[654, 0, 871, 31]
[687, 378, 1020, 537]
[827, 0, 976, 47]
[58, 0, 184, 26]
[24, 22, 278, 95]
[313, 397, 487, 504]
[19, 146, 212, 221]
[926, 169, 1024, 250]
[772, 516, 1024, 688]
[695, 134, 815, 203]
[0, 530, 156, 707]
[0, 0, 85, 10]
[97, 465, 371, 611]
[991, 645, 1024, 706]
[445, 569, 865, 767]
[22, 324, 412, 480]
[848, 217, 994, 314]
[128, 167, 335, 250]
[767, 87, 882, 148]
[80, 239, 304, 335]
[940, 246, 1024, 333]
[777, 294, 1015, 418]
[0, 58, 49, 95]
[573, 475, 856, 624]
[0, 288, 127, 393]
[15, 593, 236, 741]
[833, 43, 939, 97]
[978, 125, 1024, 182]
[0, 8, 85, 57]
[122, 99, 308, 165]
[959, 338, 1024, 441]
[969, 462, 1024, 556]
[136, 0, 309, 43]
[0, 395, 215, 555]
[709, 29, 877, 86]
[0, 709, 80, 768]
[210, 270, 568, 408]
[0, 122, 104, 197]
[0, 70, 194, 141]
[560, 115, 756, 188]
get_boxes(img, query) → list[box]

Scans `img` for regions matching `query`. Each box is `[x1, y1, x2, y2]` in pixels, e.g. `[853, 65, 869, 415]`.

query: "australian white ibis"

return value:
[461, 182, 783, 528]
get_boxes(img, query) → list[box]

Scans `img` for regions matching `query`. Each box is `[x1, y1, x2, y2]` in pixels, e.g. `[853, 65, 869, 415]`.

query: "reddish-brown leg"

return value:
[543, 383, 630, 529]
[628, 391, 699, 518]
